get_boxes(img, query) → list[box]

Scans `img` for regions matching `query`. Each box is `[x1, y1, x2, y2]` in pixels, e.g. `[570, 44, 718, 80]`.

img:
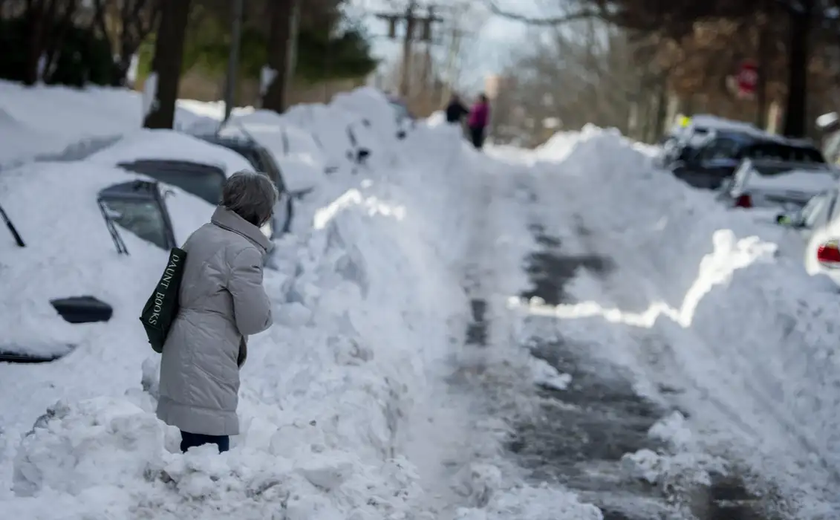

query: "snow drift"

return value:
[0, 87, 477, 519]
[522, 126, 840, 511]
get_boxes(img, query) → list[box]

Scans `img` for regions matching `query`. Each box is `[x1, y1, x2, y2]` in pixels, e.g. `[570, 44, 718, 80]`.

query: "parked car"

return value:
[193, 133, 295, 234]
[660, 115, 761, 168]
[117, 158, 288, 239]
[719, 159, 839, 210]
[774, 187, 840, 288]
[0, 162, 209, 362]
[671, 132, 825, 190]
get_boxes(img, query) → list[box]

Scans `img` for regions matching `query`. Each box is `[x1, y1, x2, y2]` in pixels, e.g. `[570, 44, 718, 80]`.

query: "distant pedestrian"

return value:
[445, 93, 469, 124]
[468, 94, 490, 149]
[156, 171, 277, 454]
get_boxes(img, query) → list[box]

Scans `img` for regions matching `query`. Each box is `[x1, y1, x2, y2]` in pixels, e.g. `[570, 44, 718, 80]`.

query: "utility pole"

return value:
[223, 0, 244, 123]
[376, 2, 442, 99]
[399, 1, 415, 98]
[440, 25, 465, 105]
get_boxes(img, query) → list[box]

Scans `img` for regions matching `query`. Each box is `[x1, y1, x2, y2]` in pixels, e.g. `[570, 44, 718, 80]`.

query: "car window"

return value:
[100, 197, 169, 249]
[697, 138, 741, 162]
[801, 192, 830, 228]
[145, 170, 224, 205]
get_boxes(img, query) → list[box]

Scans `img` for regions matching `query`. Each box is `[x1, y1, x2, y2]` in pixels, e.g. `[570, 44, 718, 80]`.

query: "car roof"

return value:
[689, 115, 760, 134]
[195, 133, 264, 152]
[118, 158, 227, 177]
[85, 129, 254, 176]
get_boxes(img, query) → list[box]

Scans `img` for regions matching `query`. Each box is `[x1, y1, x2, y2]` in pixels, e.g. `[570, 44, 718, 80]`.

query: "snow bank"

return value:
[226, 110, 328, 193]
[0, 80, 223, 168]
[1, 86, 477, 519]
[529, 125, 840, 505]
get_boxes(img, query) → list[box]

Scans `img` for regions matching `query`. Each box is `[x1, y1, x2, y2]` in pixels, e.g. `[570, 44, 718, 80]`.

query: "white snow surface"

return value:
[85, 128, 254, 175]
[0, 80, 222, 168]
[8, 80, 840, 517]
[745, 168, 839, 193]
[0, 85, 603, 519]
[0, 162, 171, 357]
[491, 125, 840, 516]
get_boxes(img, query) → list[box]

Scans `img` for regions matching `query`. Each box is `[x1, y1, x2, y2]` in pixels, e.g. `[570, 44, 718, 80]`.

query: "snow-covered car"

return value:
[720, 159, 839, 210]
[187, 133, 295, 235]
[771, 184, 840, 288]
[672, 132, 826, 190]
[85, 129, 282, 238]
[86, 129, 253, 176]
[661, 115, 761, 168]
[0, 161, 211, 363]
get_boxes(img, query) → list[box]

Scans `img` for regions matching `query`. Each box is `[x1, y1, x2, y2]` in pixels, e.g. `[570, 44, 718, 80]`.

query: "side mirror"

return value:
[817, 239, 840, 269]
[163, 188, 176, 199]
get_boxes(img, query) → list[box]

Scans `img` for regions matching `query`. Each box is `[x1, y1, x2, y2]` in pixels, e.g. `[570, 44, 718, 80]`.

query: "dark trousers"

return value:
[180, 430, 230, 453]
[469, 125, 485, 149]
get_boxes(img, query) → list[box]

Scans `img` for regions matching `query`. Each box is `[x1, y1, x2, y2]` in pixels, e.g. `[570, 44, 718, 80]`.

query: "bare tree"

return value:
[143, 0, 191, 129]
[262, 0, 296, 113]
[91, 0, 161, 86]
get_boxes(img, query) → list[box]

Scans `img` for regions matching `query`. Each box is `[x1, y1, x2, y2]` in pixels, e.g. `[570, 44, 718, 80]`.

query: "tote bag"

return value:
[140, 248, 187, 353]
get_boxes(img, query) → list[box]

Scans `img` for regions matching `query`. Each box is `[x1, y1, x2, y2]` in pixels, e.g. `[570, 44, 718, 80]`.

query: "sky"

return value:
[348, 0, 536, 91]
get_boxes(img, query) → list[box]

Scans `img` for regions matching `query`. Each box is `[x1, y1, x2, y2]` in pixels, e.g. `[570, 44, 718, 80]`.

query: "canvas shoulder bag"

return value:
[140, 248, 187, 353]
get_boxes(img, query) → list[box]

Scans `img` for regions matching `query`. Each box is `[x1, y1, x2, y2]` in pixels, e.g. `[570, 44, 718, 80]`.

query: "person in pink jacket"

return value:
[467, 93, 490, 149]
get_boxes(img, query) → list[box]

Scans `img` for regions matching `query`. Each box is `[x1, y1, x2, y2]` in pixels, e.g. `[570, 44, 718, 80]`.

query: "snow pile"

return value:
[0, 87, 476, 519]
[0, 80, 223, 168]
[529, 125, 840, 504]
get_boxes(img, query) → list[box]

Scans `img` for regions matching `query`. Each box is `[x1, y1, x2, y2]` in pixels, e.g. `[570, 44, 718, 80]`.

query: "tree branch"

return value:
[483, 0, 601, 25]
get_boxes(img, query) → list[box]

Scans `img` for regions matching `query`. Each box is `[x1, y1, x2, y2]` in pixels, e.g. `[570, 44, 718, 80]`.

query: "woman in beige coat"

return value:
[157, 171, 277, 453]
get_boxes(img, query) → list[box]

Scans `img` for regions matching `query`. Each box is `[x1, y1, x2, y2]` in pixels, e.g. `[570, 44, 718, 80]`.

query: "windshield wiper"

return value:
[0, 203, 25, 247]
[96, 200, 129, 255]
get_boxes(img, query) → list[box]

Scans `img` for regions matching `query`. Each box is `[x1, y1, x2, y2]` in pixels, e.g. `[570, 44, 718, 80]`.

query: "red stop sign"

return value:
[738, 60, 758, 96]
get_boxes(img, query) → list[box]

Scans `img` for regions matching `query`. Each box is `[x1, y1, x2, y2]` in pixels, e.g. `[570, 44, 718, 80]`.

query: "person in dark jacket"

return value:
[445, 94, 469, 124]
[467, 94, 490, 149]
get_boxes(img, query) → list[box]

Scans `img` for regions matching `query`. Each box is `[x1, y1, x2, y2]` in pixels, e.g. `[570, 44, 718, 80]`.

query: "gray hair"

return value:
[221, 171, 279, 227]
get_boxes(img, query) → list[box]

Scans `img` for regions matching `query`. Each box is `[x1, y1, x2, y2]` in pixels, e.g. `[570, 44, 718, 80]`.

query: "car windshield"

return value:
[146, 170, 224, 205]
[99, 195, 168, 249]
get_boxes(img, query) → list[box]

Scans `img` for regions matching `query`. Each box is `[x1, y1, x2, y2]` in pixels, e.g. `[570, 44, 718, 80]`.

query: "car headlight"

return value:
[260, 221, 273, 239]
